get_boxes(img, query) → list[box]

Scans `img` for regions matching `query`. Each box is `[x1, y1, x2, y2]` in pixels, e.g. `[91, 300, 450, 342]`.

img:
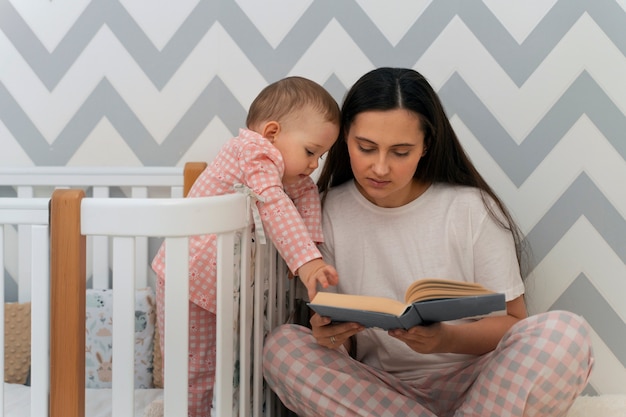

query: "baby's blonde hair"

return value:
[246, 76, 340, 129]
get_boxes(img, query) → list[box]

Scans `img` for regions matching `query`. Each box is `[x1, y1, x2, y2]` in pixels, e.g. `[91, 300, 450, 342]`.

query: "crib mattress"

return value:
[3, 383, 163, 417]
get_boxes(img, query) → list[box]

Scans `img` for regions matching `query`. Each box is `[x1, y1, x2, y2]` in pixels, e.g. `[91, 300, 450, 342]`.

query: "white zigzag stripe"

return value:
[0, 120, 33, 167]
[68, 118, 144, 167]
[234, 0, 313, 49]
[118, 0, 200, 51]
[0, 24, 268, 143]
[355, 0, 431, 47]
[483, 0, 558, 44]
[3, 15, 623, 145]
[418, 14, 626, 142]
[176, 117, 232, 167]
[68, 115, 232, 167]
[526, 219, 626, 393]
[454, 115, 626, 232]
[526, 219, 626, 322]
[290, 19, 375, 87]
[8, 0, 90, 52]
[587, 326, 626, 395]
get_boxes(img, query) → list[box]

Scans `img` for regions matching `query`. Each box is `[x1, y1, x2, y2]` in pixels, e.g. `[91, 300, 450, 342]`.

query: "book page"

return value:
[310, 292, 409, 316]
[404, 279, 494, 304]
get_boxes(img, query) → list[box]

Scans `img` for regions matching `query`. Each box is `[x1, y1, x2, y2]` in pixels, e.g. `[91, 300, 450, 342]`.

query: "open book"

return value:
[308, 278, 506, 330]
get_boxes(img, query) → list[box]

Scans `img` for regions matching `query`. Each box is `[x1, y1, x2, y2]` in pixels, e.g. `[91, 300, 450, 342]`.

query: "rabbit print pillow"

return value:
[85, 287, 156, 388]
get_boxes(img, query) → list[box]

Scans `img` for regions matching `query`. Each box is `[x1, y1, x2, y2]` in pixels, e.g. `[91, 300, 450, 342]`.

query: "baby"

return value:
[151, 76, 340, 416]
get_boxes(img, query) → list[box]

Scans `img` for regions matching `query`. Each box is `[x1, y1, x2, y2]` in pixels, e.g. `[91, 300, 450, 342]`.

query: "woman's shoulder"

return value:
[432, 182, 483, 199]
[430, 183, 493, 211]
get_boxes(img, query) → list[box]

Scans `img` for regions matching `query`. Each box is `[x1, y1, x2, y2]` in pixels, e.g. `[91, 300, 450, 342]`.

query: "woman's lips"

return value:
[366, 177, 390, 188]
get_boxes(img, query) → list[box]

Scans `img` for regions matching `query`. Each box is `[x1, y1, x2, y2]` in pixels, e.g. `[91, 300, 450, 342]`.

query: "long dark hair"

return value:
[318, 67, 527, 275]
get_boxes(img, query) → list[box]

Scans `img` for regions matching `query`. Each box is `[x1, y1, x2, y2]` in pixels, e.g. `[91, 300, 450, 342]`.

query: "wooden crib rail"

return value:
[49, 189, 252, 417]
[183, 162, 207, 197]
[49, 189, 86, 417]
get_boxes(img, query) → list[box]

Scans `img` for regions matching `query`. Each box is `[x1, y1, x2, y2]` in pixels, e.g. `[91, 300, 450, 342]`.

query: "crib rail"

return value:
[0, 165, 191, 295]
[0, 166, 185, 198]
[3, 163, 293, 417]
[0, 198, 50, 417]
[49, 189, 292, 417]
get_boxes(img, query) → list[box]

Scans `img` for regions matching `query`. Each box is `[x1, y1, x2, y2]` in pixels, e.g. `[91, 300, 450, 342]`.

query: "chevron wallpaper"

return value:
[1, 0, 625, 395]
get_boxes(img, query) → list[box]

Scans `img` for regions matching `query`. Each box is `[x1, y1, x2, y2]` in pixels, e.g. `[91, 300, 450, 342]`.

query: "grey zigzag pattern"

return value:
[1, 0, 625, 392]
[2, 71, 624, 176]
[0, 78, 246, 165]
[524, 173, 626, 268]
[552, 273, 624, 396]
[552, 273, 626, 367]
[440, 72, 626, 186]
[1, 0, 625, 89]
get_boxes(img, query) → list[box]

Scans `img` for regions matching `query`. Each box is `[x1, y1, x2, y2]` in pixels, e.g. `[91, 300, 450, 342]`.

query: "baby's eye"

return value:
[305, 149, 315, 156]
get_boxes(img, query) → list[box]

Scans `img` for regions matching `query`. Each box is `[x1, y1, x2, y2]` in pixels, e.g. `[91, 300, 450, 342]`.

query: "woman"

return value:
[263, 68, 593, 417]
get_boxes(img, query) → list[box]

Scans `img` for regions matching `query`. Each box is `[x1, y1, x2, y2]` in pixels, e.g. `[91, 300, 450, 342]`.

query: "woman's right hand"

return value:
[310, 312, 363, 350]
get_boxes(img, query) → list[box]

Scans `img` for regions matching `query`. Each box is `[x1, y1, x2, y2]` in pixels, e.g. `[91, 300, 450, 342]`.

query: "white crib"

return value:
[1, 164, 292, 417]
[0, 198, 50, 417]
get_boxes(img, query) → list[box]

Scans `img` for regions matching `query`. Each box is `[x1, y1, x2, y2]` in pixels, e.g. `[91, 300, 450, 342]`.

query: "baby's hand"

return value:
[297, 258, 339, 301]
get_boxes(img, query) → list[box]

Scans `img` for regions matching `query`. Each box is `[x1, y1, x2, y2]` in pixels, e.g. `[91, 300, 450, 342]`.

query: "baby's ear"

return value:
[261, 121, 281, 142]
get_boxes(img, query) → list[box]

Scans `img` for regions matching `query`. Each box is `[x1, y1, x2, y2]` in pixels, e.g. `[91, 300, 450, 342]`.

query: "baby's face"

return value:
[272, 111, 339, 185]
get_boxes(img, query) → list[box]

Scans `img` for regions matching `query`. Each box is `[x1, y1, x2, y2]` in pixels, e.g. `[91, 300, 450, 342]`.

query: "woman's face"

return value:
[346, 109, 427, 208]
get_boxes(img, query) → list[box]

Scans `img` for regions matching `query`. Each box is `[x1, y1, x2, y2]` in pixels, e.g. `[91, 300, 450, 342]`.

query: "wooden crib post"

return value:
[183, 162, 207, 197]
[49, 189, 86, 417]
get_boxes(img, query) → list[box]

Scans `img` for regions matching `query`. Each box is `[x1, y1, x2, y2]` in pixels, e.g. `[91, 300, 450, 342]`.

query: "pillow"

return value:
[151, 324, 163, 388]
[4, 302, 31, 384]
[85, 288, 156, 388]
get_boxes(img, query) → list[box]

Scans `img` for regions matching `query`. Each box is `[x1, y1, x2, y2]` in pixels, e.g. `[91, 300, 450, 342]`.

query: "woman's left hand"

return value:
[310, 313, 363, 350]
[388, 323, 448, 354]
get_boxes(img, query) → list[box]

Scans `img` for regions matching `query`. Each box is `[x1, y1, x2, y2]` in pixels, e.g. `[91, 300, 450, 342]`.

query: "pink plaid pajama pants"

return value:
[262, 310, 594, 417]
[157, 281, 216, 417]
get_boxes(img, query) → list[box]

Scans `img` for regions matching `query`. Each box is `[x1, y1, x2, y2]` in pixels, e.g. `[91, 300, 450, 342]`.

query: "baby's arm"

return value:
[296, 258, 339, 301]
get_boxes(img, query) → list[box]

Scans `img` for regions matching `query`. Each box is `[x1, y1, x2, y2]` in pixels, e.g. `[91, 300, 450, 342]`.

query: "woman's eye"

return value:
[358, 146, 375, 153]
[394, 151, 409, 157]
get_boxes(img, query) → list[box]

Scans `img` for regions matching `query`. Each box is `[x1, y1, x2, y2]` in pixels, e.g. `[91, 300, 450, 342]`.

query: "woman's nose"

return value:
[372, 155, 389, 176]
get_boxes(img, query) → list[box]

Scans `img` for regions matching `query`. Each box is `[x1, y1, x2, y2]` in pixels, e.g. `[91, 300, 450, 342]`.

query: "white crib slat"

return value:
[92, 187, 110, 289]
[266, 245, 279, 416]
[131, 187, 149, 288]
[112, 237, 136, 417]
[239, 229, 252, 417]
[17, 224, 32, 303]
[276, 252, 291, 327]
[16, 185, 34, 198]
[30, 224, 50, 417]
[170, 186, 184, 198]
[215, 232, 235, 417]
[92, 237, 109, 288]
[163, 237, 189, 417]
[253, 242, 265, 417]
[267, 245, 277, 331]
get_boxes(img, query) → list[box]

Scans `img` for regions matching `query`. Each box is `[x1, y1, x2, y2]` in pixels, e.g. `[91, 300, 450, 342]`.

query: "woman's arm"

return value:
[389, 295, 527, 355]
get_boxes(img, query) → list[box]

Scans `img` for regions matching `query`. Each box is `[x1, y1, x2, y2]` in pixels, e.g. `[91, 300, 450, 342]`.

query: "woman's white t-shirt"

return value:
[318, 180, 525, 382]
